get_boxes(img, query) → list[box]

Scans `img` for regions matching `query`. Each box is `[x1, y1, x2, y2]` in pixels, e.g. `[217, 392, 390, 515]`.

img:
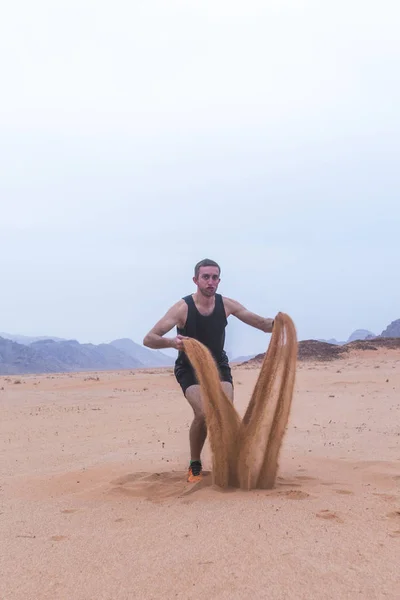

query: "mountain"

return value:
[0, 337, 66, 375]
[0, 337, 143, 375]
[0, 331, 175, 373]
[29, 339, 143, 371]
[380, 319, 400, 338]
[109, 338, 174, 367]
[347, 329, 376, 343]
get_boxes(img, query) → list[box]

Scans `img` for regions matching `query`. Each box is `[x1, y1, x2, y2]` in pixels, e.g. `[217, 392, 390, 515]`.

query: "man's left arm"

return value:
[223, 297, 274, 333]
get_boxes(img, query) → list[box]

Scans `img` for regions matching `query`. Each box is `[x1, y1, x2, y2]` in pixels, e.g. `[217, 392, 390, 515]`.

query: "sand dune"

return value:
[1, 351, 399, 599]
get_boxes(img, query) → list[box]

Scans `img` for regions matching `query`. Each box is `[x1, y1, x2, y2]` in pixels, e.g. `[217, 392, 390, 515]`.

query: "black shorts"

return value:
[174, 363, 233, 395]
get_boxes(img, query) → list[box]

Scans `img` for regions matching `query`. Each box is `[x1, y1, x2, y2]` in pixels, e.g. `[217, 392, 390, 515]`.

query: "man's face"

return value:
[194, 266, 221, 297]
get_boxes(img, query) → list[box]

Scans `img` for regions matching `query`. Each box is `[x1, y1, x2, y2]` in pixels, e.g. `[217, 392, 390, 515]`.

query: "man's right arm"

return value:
[143, 301, 186, 351]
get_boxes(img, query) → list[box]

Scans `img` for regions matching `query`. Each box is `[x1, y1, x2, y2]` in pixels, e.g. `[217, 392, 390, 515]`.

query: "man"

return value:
[143, 258, 274, 483]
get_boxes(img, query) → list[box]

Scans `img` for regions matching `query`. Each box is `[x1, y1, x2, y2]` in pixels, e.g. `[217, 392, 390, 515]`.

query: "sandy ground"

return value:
[1, 350, 399, 600]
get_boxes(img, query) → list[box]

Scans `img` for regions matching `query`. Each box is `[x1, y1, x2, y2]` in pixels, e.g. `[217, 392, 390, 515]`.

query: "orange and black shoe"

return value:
[187, 460, 202, 483]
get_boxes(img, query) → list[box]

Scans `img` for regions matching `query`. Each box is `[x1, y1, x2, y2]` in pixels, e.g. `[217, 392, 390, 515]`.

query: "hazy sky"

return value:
[1, 0, 399, 357]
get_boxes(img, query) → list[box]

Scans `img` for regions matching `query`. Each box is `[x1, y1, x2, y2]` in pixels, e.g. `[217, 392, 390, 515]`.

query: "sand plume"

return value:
[182, 312, 297, 490]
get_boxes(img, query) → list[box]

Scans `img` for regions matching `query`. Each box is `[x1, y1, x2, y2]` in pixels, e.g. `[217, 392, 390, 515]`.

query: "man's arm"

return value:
[223, 297, 274, 333]
[143, 300, 186, 350]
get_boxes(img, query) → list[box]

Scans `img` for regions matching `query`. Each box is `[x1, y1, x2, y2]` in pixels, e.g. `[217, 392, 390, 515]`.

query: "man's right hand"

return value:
[171, 334, 189, 351]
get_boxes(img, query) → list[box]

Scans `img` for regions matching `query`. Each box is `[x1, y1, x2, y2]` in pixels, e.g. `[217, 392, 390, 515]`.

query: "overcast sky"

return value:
[1, 0, 399, 357]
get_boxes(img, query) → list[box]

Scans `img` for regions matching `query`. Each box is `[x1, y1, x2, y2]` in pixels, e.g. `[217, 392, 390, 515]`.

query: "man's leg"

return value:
[185, 385, 207, 462]
[185, 381, 234, 462]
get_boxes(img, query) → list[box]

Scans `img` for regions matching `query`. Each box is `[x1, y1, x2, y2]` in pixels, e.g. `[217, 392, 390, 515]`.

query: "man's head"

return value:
[193, 258, 221, 297]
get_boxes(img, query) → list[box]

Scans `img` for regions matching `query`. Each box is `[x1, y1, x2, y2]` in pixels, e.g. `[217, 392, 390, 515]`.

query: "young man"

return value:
[143, 258, 274, 483]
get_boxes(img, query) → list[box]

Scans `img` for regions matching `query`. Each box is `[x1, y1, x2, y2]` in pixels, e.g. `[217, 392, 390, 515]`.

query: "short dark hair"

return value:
[194, 258, 221, 278]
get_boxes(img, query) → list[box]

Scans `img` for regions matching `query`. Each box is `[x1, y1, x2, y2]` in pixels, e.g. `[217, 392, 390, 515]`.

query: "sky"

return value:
[1, 0, 399, 357]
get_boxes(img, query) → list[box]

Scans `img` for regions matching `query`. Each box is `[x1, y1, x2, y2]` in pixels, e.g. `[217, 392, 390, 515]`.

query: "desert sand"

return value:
[1, 349, 399, 599]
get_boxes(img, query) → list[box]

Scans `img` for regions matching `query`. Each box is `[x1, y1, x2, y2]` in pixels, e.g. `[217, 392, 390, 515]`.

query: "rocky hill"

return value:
[380, 319, 400, 338]
[298, 340, 348, 361]
[241, 337, 400, 366]
[347, 329, 376, 342]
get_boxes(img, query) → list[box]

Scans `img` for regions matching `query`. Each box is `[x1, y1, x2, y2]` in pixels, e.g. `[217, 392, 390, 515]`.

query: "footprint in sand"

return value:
[50, 535, 68, 542]
[321, 482, 337, 486]
[273, 490, 310, 500]
[61, 509, 78, 514]
[373, 493, 397, 502]
[276, 479, 302, 488]
[388, 530, 400, 538]
[335, 489, 354, 495]
[386, 510, 400, 519]
[316, 510, 343, 523]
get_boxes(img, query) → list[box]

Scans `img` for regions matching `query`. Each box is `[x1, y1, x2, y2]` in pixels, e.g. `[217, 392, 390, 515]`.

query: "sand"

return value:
[182, 312, 297, 490]
[1, 350, 399, 599]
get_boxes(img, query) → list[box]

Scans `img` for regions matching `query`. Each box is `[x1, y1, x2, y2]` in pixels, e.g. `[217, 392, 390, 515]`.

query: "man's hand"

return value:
[263, 318, 274, 333]
[171, 334, 189, 351]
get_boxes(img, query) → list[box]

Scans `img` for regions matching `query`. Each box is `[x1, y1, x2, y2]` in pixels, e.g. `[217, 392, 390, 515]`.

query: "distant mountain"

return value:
[0, 332, 66, 345]
[231, 354, 256, 363]
[110, 338, 174, 367]
[347, 329, 376, 343]
[316, 330, 376, 346]
[316, 338, 345, 346]
[0, 337, 143, 375]
[380, 319, 400, 338]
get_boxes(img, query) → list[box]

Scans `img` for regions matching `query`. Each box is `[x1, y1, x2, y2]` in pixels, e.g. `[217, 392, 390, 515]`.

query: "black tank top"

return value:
[175, 294, 229, 368]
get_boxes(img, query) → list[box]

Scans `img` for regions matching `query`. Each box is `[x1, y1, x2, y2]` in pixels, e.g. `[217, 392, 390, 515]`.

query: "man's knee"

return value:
[185, 386, 207, 426]
[184, 385, 204, 418]
[189, 402, 206, 427]
[193, 412, 206, 429]
[221, 381, 234, 402]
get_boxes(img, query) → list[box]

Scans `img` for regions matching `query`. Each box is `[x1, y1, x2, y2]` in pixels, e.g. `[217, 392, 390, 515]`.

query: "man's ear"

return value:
[192, 276, 198, 285]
